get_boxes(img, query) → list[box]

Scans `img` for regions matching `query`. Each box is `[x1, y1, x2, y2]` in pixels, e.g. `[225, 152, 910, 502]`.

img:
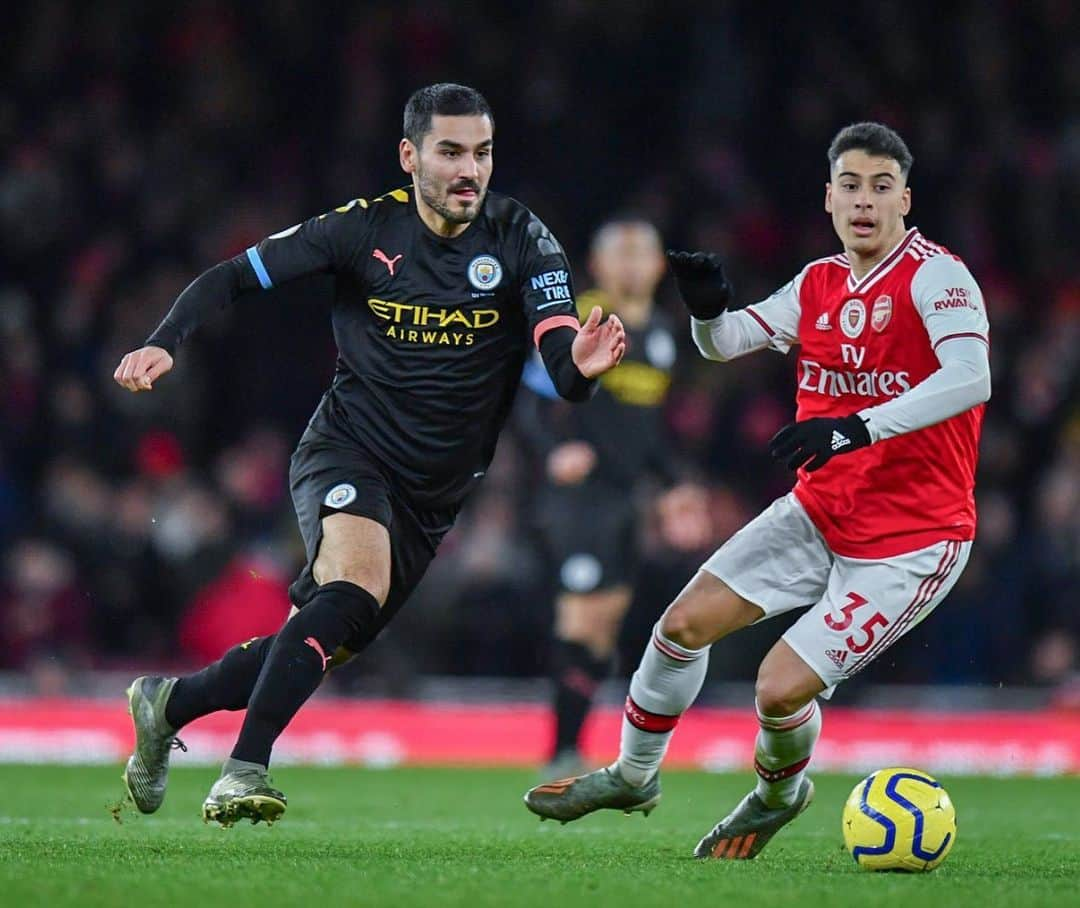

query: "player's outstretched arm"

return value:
[109, 258, 248, 392]
[570, 305, 626, 378]
[123, 207, 352, 383]
[668, 249, 799, 363]
[113, 345, 174, 393]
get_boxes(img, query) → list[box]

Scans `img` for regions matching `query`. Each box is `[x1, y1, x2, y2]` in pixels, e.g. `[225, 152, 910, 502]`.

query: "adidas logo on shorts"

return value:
[825, 649, 848, 669]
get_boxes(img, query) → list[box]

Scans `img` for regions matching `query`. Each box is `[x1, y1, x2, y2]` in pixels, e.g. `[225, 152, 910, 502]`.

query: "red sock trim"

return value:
[651, 628, 697, 662]
[624, 696, 680, 733]
[757, 701, 817, 732]
[754, 756, 810, 783]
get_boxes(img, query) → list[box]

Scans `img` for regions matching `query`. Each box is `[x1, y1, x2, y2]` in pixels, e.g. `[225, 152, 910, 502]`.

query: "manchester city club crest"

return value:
[323, 483, 357, 509]
[872, 294, 893, 332]
[468, 254, 503, 290]
[840, 298, 867, 338]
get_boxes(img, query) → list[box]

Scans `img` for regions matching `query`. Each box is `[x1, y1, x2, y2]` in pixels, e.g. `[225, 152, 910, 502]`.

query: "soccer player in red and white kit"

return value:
[524, 122, 991, 859]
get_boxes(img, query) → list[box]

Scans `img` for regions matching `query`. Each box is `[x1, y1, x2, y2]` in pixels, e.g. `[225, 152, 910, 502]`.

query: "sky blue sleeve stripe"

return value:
[246, 246, 273, 289]
[521, 355, 560, 400]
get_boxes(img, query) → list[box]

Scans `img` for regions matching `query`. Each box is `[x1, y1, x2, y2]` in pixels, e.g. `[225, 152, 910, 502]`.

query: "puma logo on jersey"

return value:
[373, 249, 404, 276]
[830, 430, 851, 451]
[815, 312, 832, 331]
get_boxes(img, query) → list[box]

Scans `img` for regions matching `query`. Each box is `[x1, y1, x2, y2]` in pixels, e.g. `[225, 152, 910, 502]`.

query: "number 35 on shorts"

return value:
[824, 592, 889, 656]
[789, 539, 970, 682]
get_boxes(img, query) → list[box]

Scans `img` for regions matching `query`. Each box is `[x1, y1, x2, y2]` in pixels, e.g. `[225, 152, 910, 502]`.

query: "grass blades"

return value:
[0, 766, 1076, 908]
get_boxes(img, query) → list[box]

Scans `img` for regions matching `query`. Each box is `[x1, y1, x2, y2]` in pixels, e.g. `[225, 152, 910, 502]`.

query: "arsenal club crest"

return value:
[840, 298, 866, 338]
[872, 295, 893, 332]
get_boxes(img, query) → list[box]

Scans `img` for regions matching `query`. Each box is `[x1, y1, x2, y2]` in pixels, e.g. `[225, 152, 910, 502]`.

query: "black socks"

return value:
[230, 582, 381, 767]
[165, 635, 276, 730]
[551, 639, 610, 756]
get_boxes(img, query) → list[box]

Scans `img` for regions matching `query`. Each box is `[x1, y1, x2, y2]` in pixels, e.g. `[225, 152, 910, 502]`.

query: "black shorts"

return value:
[537, 483, 637, 594]
[287, 432, 457, 652]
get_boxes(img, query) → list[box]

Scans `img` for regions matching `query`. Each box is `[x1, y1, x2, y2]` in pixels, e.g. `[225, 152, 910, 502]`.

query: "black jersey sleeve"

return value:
[514, 352, 570, 460]
[513, 211, 595, 402]
[145, 200, 372, 354]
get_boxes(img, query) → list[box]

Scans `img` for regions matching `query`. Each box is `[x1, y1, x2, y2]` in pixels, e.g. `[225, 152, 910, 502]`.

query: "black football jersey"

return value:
[148, 187, 584, 508]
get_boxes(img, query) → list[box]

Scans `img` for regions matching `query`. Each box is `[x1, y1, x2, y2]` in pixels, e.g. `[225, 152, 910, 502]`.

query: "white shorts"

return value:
[701, 493, 971, 692]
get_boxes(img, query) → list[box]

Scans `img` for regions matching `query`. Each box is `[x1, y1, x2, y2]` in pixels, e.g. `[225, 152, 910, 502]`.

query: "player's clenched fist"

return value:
[113, 345, 173, 392]
[666, 250, 733, 320]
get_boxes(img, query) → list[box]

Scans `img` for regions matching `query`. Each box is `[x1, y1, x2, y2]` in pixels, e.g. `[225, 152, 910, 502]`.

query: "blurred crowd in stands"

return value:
[1, 1, 1077, 698]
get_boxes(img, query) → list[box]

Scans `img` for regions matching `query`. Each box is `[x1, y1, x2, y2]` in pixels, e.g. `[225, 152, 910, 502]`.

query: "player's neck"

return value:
[845, 223, 909, 280]
[414, 194, 473, 239]
[609, 296, 651, 329]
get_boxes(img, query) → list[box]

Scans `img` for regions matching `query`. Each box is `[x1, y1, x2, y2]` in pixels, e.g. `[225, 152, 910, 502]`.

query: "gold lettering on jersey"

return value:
[384, 326, 475, 346]
[599, 362, 671, 407]
[368, 298, 497, 346]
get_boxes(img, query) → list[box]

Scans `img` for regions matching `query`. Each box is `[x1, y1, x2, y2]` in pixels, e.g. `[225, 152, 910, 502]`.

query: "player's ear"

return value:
[399, 138, 417, 175]
[824, 181, 833, 214]
[900, 185, 911, 216]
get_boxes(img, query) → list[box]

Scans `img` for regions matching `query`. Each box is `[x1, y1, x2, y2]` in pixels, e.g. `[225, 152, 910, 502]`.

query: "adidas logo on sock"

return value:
[815, 312, 832, 331]
[825, 649, 848, 669]
[830, 430, 850, 451]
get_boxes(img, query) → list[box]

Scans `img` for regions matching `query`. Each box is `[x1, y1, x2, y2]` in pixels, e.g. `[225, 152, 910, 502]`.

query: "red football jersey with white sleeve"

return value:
[743, 228, 989, 557]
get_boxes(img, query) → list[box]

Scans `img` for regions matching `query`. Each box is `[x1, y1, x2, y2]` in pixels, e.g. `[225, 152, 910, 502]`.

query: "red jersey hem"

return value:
[793, 485, 975, 559]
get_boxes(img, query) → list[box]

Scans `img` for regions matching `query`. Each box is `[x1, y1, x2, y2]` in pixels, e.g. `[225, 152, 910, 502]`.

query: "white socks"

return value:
[616, 623, 709, 787]
[612, 622, 822, 801]
[753, 698, 821, 807]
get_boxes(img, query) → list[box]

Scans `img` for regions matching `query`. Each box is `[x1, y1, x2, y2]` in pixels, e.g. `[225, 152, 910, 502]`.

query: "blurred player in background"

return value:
[113, 83, 626, 826]
[526, 122, 991, 859]
[517, 217, 699, 778]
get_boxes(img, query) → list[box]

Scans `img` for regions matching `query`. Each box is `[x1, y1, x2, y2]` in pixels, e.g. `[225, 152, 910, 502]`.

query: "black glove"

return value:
[666, 250, 733, 320]
[769, 414, 872, 472]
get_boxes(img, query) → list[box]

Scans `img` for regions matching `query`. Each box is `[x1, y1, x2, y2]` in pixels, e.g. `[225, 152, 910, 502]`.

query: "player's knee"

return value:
[556, 590, 626, 645]
[338, 569, 389, 606]
[313, 558, 390, 605]
[285, 580, 382, 658]
[659, 602, 712, 650]
[754, 672, 808, 717]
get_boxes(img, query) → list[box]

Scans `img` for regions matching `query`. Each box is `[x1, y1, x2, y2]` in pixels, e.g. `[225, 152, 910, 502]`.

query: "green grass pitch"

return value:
[0, 766, 1076, 907]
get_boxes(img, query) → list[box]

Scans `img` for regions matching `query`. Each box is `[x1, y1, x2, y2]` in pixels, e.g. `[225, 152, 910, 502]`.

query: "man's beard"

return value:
[418, 170, 485, 225]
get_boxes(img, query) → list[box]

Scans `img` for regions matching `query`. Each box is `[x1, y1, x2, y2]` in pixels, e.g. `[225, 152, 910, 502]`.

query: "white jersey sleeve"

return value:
[858, 337, 990, 442]
[691, 269, 803, 361]
[909, 254, 990, 349]
[858, 255, 991, 442]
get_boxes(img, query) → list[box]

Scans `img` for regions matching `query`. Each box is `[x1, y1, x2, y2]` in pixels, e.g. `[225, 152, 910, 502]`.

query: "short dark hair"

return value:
[589, 213, 661, 253]
[403, 83, 494, 147]
[827, 122, 913, 178]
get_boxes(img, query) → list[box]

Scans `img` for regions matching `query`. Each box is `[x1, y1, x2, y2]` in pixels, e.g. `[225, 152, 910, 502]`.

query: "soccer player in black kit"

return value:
[113, 83, 626, 826]
[517, 217, 688, 778]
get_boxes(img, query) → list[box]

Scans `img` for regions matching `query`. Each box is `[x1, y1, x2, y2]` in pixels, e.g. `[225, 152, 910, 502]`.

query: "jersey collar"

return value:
[845, 227, 919, 295]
